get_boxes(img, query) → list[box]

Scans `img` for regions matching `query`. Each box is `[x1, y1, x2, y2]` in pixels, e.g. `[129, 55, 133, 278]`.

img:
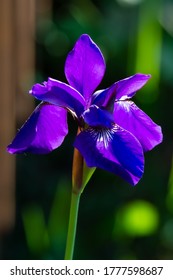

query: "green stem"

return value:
[64, 191, 81, 260]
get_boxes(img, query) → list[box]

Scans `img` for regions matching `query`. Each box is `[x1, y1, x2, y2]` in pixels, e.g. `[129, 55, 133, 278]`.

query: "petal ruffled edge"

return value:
[113, 101, 163, 152]
[7, 103, 68, 154]
[74, 125, 144, 185]
[30, 78, 85, 117]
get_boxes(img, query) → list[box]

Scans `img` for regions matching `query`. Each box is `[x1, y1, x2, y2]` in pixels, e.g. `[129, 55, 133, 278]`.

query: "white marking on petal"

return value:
[115, 100, 132, 112]
[87, 126, 118, 149]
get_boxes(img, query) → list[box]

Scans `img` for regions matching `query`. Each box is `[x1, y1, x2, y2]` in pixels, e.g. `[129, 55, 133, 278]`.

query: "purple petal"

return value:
[92, 85, 117, 110]
[92, 74, 151, 108]
[115, 73, 151, 100]
[30, 78, 85, 117]
[83, 105, 114, 128]
[113, 101, 163, 152]
[74, 125, 144, 185]
[7, 103, 68, 154]
[65, 34, 106, 106]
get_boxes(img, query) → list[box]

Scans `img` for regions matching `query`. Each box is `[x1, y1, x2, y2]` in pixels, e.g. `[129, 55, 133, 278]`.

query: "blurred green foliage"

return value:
[114, 200, 159, 237]
[2, 0, 173, 260]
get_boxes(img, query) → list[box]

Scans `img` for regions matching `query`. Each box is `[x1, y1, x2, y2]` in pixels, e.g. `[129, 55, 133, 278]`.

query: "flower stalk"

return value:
[64, 191, 81, 260]
[72, 147, 84, 195]
[64, 128, 83, 259]
[65, 124, 96, 259]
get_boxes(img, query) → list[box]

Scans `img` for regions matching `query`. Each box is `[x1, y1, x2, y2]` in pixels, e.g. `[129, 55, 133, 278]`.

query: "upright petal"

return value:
[92, 73, 151, 108]
[115, 73, 151, 100]
[92, 85, 117, 110]
[7, 103, 68, 154]
[74, 125, 144, 185]
[113, 101, 163, 152]
[31, 78, 85, 117]
[65, 34, 106, 106]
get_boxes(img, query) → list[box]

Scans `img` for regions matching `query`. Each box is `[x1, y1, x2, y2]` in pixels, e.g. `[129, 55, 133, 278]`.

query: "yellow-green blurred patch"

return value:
[114, 200, 159, 237]
[133, 0, 162, 103]
[48, 179, 70, 248]
[22, 204, 49, 255]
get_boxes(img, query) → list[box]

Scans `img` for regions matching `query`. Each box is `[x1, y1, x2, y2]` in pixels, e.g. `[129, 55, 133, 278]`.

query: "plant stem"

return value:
[64, 191, 81, 260]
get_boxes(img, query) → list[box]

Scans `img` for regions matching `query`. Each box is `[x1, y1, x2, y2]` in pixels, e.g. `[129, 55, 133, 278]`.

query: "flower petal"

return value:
[7, 103, 68, 154]
[65, 34, 106, 105]
[74, 125, 144, 185]
[30, 78, 85, 117]
[83, 105, 114, 128]
[92, 85, 117, 110]
[113, 101, 163, 151]
[92, 73, 151, 108]
[115, 73, 151, 100]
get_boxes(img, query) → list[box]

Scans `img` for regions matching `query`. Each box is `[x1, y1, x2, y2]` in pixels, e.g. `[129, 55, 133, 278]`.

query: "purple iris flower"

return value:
[7, 34, 162, 185]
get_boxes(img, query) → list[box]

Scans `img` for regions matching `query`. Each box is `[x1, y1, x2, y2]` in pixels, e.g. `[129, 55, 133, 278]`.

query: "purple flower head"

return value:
[7, 34, 163, 185]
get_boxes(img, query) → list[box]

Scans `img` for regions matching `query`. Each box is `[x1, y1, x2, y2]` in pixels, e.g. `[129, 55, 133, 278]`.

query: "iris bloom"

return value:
[7, 34, 162, 185]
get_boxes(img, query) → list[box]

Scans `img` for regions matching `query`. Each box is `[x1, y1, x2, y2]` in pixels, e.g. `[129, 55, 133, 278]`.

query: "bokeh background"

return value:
[0, 0, 173, 260]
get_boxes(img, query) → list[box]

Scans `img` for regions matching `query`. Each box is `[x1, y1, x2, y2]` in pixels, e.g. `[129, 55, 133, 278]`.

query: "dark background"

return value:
[1, 0, 173, 260]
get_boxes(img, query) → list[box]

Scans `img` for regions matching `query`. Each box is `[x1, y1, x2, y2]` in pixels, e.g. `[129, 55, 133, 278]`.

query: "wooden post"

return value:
[0, 0, 35, 233]
[15, 0, 35, 123]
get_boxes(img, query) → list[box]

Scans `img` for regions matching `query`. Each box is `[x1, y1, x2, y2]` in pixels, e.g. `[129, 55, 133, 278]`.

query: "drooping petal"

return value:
[74, 125, 144, 185]
[92, 73, 151, 108]
[113, 101, 163, 152]
[7, 103, 68, 154]
[65, 34, 106, 106]
[30, 78, 85, 117]
[83, 105, 114, 128]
